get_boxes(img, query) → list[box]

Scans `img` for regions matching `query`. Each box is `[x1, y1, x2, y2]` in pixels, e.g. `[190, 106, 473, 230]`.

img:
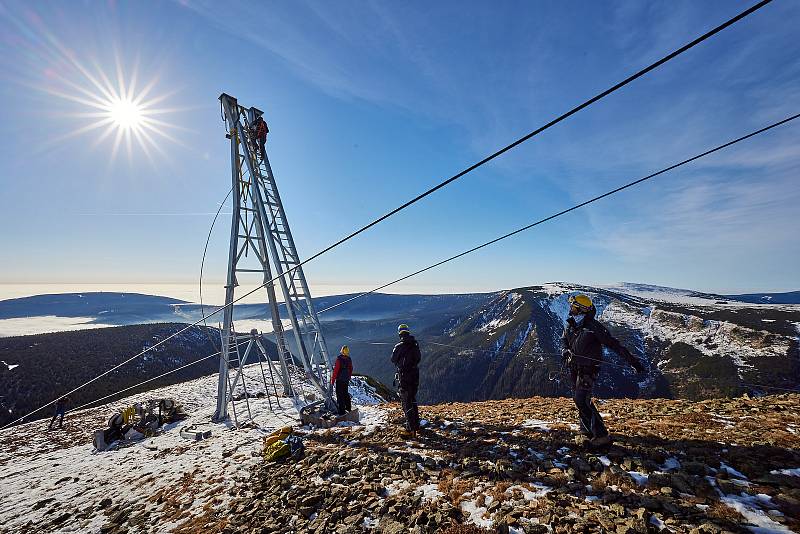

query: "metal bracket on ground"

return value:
[180, 424, 213, 441]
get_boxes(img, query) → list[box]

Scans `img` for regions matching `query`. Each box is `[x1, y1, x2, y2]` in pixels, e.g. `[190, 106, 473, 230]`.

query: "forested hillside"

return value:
[0, 323, 276, 426]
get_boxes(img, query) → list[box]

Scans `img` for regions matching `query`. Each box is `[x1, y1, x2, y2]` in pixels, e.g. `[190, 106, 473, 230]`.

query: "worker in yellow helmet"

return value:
[331, 345, 353, 415]
[562, 294, 644, 448]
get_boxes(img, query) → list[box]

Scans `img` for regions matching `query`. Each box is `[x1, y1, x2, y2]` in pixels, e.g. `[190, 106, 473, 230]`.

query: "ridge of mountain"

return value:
[415, 283, 800, 403]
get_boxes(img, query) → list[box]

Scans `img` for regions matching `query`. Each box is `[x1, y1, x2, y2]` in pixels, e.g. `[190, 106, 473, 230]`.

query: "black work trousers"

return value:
[572, 370, 608, 439]
[399, 383, 420, 432]
[335, 380, 351, 415]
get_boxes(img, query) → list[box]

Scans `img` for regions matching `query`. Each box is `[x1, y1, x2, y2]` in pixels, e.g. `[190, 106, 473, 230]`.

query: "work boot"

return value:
[590, 434, 612, 448]
[399, 429, 412, 439]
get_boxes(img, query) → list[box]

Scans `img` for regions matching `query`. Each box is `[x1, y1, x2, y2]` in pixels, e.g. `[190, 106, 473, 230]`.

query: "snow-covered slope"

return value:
[0, 365, 387, 534]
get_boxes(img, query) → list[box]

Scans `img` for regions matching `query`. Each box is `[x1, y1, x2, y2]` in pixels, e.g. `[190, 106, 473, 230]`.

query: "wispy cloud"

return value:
[581, 145, 800, 263]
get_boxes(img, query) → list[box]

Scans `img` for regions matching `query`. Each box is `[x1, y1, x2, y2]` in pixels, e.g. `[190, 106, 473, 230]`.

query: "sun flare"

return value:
[108, 98, 143, 129]
[38, 47, 180, 165]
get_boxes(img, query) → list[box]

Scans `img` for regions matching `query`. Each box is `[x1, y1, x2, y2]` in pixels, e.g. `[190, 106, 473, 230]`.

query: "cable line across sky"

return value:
[0, 0, 776, 430]
[316, 112, 800, 316]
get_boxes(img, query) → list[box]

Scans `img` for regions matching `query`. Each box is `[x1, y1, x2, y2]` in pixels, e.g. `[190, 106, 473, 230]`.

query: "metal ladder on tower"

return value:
[213, 93, 336, 423]
[254, 151, 332, 386]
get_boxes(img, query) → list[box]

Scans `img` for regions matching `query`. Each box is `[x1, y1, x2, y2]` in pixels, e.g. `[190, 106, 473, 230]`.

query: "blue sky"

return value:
[0, 0, 798, 299]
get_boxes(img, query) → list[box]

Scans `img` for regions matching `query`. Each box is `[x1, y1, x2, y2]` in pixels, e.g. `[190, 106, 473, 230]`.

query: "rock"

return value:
[378, 518, 406, 534]
[648, 473, 672, 489]
[773, 493, 800, 518]
[640, 496, 662, 511]
[670, 474, 695, 495]
[32, 498, 55, 510]
[109, 509, 129, 525]
[715, 478, 739, 495]
[683, 461, 708, 476]
[570, 458, 592, 473]
[610, 503, 626, 517]
[50, 513, 71, 526]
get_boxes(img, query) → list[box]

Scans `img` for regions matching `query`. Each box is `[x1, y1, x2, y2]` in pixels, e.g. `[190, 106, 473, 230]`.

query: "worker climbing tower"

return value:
[213, 93, 335, 422]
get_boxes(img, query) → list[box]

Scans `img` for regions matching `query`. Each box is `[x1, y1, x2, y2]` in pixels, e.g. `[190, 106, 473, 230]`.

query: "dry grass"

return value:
[706, 500, 746, 524]
[450, 479, 474, 505]
[437, 470, 477, 504]
[487, 481, 512, 503]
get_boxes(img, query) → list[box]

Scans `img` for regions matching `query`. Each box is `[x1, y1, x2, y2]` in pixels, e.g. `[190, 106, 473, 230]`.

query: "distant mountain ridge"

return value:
[0, 291, 493, 331]
[2, 285, 799, 404]
[415, 282, 800, 403]
[724, 290, 800, 304]
[0, 292, 187, 321]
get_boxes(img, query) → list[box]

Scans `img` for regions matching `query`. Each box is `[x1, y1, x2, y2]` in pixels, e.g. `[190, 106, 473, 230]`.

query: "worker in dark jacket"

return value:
[252, 115, 269, 157]
[48, 396, 70, 430]
[562, 294, 644, 447]
[331, 345, 353, 415]
[391, 324, 421, 438]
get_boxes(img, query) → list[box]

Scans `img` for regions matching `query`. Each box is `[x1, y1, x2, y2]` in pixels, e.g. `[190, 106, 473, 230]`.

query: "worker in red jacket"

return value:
[252, 115, 268, 157]
[331, 345, 353, 415]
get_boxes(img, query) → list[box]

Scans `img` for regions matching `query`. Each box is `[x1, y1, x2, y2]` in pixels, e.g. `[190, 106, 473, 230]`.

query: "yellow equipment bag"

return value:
[263, 426, 292, 447]
[263, 440, 291, 461]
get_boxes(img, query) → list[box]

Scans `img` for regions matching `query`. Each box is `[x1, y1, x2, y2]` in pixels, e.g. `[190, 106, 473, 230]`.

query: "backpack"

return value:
[262, 426, 304, 462]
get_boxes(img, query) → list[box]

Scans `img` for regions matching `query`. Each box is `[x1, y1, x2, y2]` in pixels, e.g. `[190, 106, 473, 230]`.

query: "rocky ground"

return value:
[221, 394, 800, 534]
[0, 368, 386, 534]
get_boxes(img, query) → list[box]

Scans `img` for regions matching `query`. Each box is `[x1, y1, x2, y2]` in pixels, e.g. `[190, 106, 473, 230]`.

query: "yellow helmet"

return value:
[398, 323, 411, 335]
[568, 294, 594, 314]
[340, 345, 350, 357]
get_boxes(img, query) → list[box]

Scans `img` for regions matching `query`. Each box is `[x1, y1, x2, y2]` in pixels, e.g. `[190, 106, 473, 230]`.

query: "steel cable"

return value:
[0, 1, 773, 430]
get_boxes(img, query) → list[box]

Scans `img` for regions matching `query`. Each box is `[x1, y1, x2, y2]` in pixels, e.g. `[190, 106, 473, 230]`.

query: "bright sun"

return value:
[41, 51, 178, 165]
[108, 98, 143, 129]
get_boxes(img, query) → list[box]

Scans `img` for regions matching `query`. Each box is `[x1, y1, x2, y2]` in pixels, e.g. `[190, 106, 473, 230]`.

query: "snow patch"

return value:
[721, 493, 795, 534]
[508, 483, 551, 500]
[721, 461, 748, 480]
[460, 498, 493, 528]
[0, 362, 389, 533]
[415, 483, 444, 502]
[770, 468, 800, 477]
[662, 457, 681, 471]
[628, 471, 649, 486]
[522, 419, 553, 431]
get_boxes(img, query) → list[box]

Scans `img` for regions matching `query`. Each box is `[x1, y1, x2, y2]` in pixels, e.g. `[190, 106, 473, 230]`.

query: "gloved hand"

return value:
[561, 349, 571, 361]
[631, 359, 645, 374]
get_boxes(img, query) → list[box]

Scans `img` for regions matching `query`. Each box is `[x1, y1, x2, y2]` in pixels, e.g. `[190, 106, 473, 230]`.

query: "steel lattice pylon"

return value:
[213, 93, 335, 422]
